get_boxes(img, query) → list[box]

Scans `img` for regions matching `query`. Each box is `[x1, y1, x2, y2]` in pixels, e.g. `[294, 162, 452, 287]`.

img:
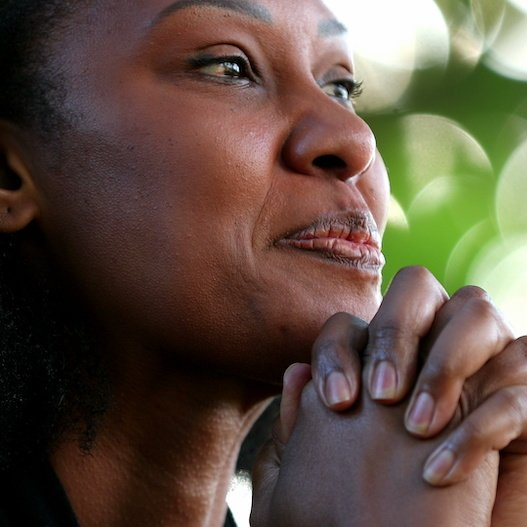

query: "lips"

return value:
[277, 212, 385, 271]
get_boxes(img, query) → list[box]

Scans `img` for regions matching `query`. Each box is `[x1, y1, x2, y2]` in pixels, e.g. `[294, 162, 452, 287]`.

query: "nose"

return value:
[281, 97, 376, 182]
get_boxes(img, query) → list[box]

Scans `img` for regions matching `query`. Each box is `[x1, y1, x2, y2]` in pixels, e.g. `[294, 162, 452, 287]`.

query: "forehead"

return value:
[149, 0, 345, 32]
[66, 0, 345, 46]
[42, 0, 352, 128]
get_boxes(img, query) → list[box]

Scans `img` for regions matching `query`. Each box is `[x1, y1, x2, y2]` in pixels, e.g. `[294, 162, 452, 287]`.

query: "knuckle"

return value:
[515, 336, 527, 359]
[395, 266, 435, 287]
[492, 337, 527, 383]
[423, 357, 461, 384]
[459, 417, 488, 446]
[452, 285, 490, 303]
[312, 337, 339, 359]
[394, 265, 447, 301]
[397, 265, 431, 278]
[367, 323, 416, 360]
[458, 389, 473, 419]
[499, 388, 527, 434]
[312, 332, 344, 363]
[465, 295, 496, 321]
[313, 313, 358, 361]
[463, 294, 513, 342]
[312, 336, 347, 375]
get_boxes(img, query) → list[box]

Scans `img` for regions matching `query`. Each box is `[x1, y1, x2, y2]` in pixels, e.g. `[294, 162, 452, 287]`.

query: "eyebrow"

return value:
[318, 18, 348, 38]
[151, 0, 273, 28]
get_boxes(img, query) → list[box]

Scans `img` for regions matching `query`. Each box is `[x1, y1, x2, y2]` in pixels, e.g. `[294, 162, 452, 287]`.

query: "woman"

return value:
[1, 0, 527, 525]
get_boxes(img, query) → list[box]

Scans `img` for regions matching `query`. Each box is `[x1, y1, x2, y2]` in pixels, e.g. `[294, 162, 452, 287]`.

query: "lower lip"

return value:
[278, 237, 385, 272]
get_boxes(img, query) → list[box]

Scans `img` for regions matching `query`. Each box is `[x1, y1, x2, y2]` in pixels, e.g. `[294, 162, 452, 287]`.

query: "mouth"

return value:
[276, 211, 385, 273]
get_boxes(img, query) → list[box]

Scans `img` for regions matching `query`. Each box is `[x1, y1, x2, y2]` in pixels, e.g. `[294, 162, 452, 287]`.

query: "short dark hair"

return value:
[0, 0, 77, 132]
[0, 0, 108, 469]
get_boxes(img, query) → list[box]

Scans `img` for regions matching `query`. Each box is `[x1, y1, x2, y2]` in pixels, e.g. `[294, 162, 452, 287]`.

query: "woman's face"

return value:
[28, 0, 389, 383]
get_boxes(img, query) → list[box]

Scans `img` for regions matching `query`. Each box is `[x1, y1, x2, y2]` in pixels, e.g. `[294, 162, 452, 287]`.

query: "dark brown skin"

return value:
[252, 295, 527, 526]
[253, 380, 499, 527]
[1, 0, 527, 526]
[0, 1, 390, 524]
[22, 0, 388, 381]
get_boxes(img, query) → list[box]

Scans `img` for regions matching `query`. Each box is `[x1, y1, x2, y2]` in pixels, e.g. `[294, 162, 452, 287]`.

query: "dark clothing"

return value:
[0, 462, 78, 526]
[0, 461, 237, 526]
[224, 508, 238, 527]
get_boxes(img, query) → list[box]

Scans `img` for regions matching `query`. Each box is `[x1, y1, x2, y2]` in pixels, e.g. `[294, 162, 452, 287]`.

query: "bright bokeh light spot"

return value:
[227, 473, 252, 527]
[399, 114, 492, 196]
[323, 0, 449, 111]
[470, 0, 506, 48]
[449, 0, 506, 69]
[485, 1, 527, 80]
[496, 138, 527, 236]
[408, 177, 458, 216]
[450, 22, 485, 68]
[351, 59, 413, 113]
[508, 0, 527, 14]
[468, 236, 527, 336]
[500, 112, 527, 151]
[444, 221, 493, 291]
[388, 195, 409, 229]
[324, 0, 449, 68]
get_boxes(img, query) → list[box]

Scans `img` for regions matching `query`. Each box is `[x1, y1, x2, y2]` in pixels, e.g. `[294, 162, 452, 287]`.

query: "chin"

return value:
[235, 294, 380, 385]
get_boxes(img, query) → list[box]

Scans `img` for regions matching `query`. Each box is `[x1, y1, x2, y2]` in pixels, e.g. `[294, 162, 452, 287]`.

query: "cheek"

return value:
[32, 116, 278, 358]
[360, 153, 390, 235]
[32, 88, 390, 383]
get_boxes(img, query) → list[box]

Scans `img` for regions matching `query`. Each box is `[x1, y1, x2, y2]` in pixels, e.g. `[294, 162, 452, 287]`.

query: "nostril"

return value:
[313, 155, 347, 171]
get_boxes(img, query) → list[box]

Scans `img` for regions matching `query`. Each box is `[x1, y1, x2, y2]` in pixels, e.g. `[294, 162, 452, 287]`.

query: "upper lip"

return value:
[279, 211, 381, 249]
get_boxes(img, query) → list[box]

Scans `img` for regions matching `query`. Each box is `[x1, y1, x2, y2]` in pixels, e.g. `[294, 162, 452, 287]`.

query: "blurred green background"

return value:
[326, 0, 527, 334]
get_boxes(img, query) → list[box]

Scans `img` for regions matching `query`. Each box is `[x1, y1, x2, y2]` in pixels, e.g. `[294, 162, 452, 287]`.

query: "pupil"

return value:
[226, 62, 241, 75]
[336, 85, 348, 99]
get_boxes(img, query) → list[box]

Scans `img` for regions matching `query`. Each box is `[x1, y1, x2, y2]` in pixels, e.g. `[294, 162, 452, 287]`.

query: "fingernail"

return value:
[325, 371, 352, 408]
[423, 447, 456, 485]
[406, 392, 435, 435]
[370, 360, 397, 400]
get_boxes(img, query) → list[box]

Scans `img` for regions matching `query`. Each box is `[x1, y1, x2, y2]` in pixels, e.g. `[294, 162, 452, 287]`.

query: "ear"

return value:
[0, 123, 39, 234]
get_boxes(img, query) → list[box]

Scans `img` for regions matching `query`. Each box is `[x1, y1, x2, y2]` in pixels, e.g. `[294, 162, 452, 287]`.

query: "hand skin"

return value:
[252, 263, 527, 526]
[310, 267, 527, 489]
[252, 380, 498, 527]
[492, 454, 527, 525]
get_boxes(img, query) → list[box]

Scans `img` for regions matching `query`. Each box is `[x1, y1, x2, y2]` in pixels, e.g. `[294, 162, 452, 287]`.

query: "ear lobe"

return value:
[0, 131, 39, 234]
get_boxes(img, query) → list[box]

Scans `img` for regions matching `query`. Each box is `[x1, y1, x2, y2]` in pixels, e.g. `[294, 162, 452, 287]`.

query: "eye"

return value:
[200, 58, 243, 77]
[188, 54, 256, 82]
[322, 79, 363, 104]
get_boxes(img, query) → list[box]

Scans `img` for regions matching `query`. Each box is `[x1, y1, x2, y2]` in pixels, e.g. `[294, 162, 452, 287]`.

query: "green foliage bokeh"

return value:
[360, 3, 527, 305]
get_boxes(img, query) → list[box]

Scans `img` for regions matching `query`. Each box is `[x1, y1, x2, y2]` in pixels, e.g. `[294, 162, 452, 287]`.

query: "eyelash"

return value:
[323, 79, 364, 105]
[188, 54, 364, 103]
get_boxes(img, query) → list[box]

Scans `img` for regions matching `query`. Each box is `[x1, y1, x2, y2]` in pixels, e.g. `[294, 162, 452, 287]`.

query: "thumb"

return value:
[250, 363, 311, 526]
[278, 363, 312, 443]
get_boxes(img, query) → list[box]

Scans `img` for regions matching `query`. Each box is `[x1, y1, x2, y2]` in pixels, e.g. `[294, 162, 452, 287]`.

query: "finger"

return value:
[365, 266, 448, 402]
[423, 335, 527, 485]
[278, 363, 312, 444]
[422, 385, 527, 486]
[311, 312, 367, 411]
[475, 336, 527, 455]
[251, 438, 281, 527]
[405, 288, 515, 437]
[251, 364, 311, 527]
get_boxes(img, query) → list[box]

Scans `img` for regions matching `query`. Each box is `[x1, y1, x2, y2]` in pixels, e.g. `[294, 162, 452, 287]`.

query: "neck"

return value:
[52, 358, 274, 527]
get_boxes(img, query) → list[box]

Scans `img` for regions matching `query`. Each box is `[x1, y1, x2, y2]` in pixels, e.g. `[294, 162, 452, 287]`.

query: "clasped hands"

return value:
[252, 267, 527, 526]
